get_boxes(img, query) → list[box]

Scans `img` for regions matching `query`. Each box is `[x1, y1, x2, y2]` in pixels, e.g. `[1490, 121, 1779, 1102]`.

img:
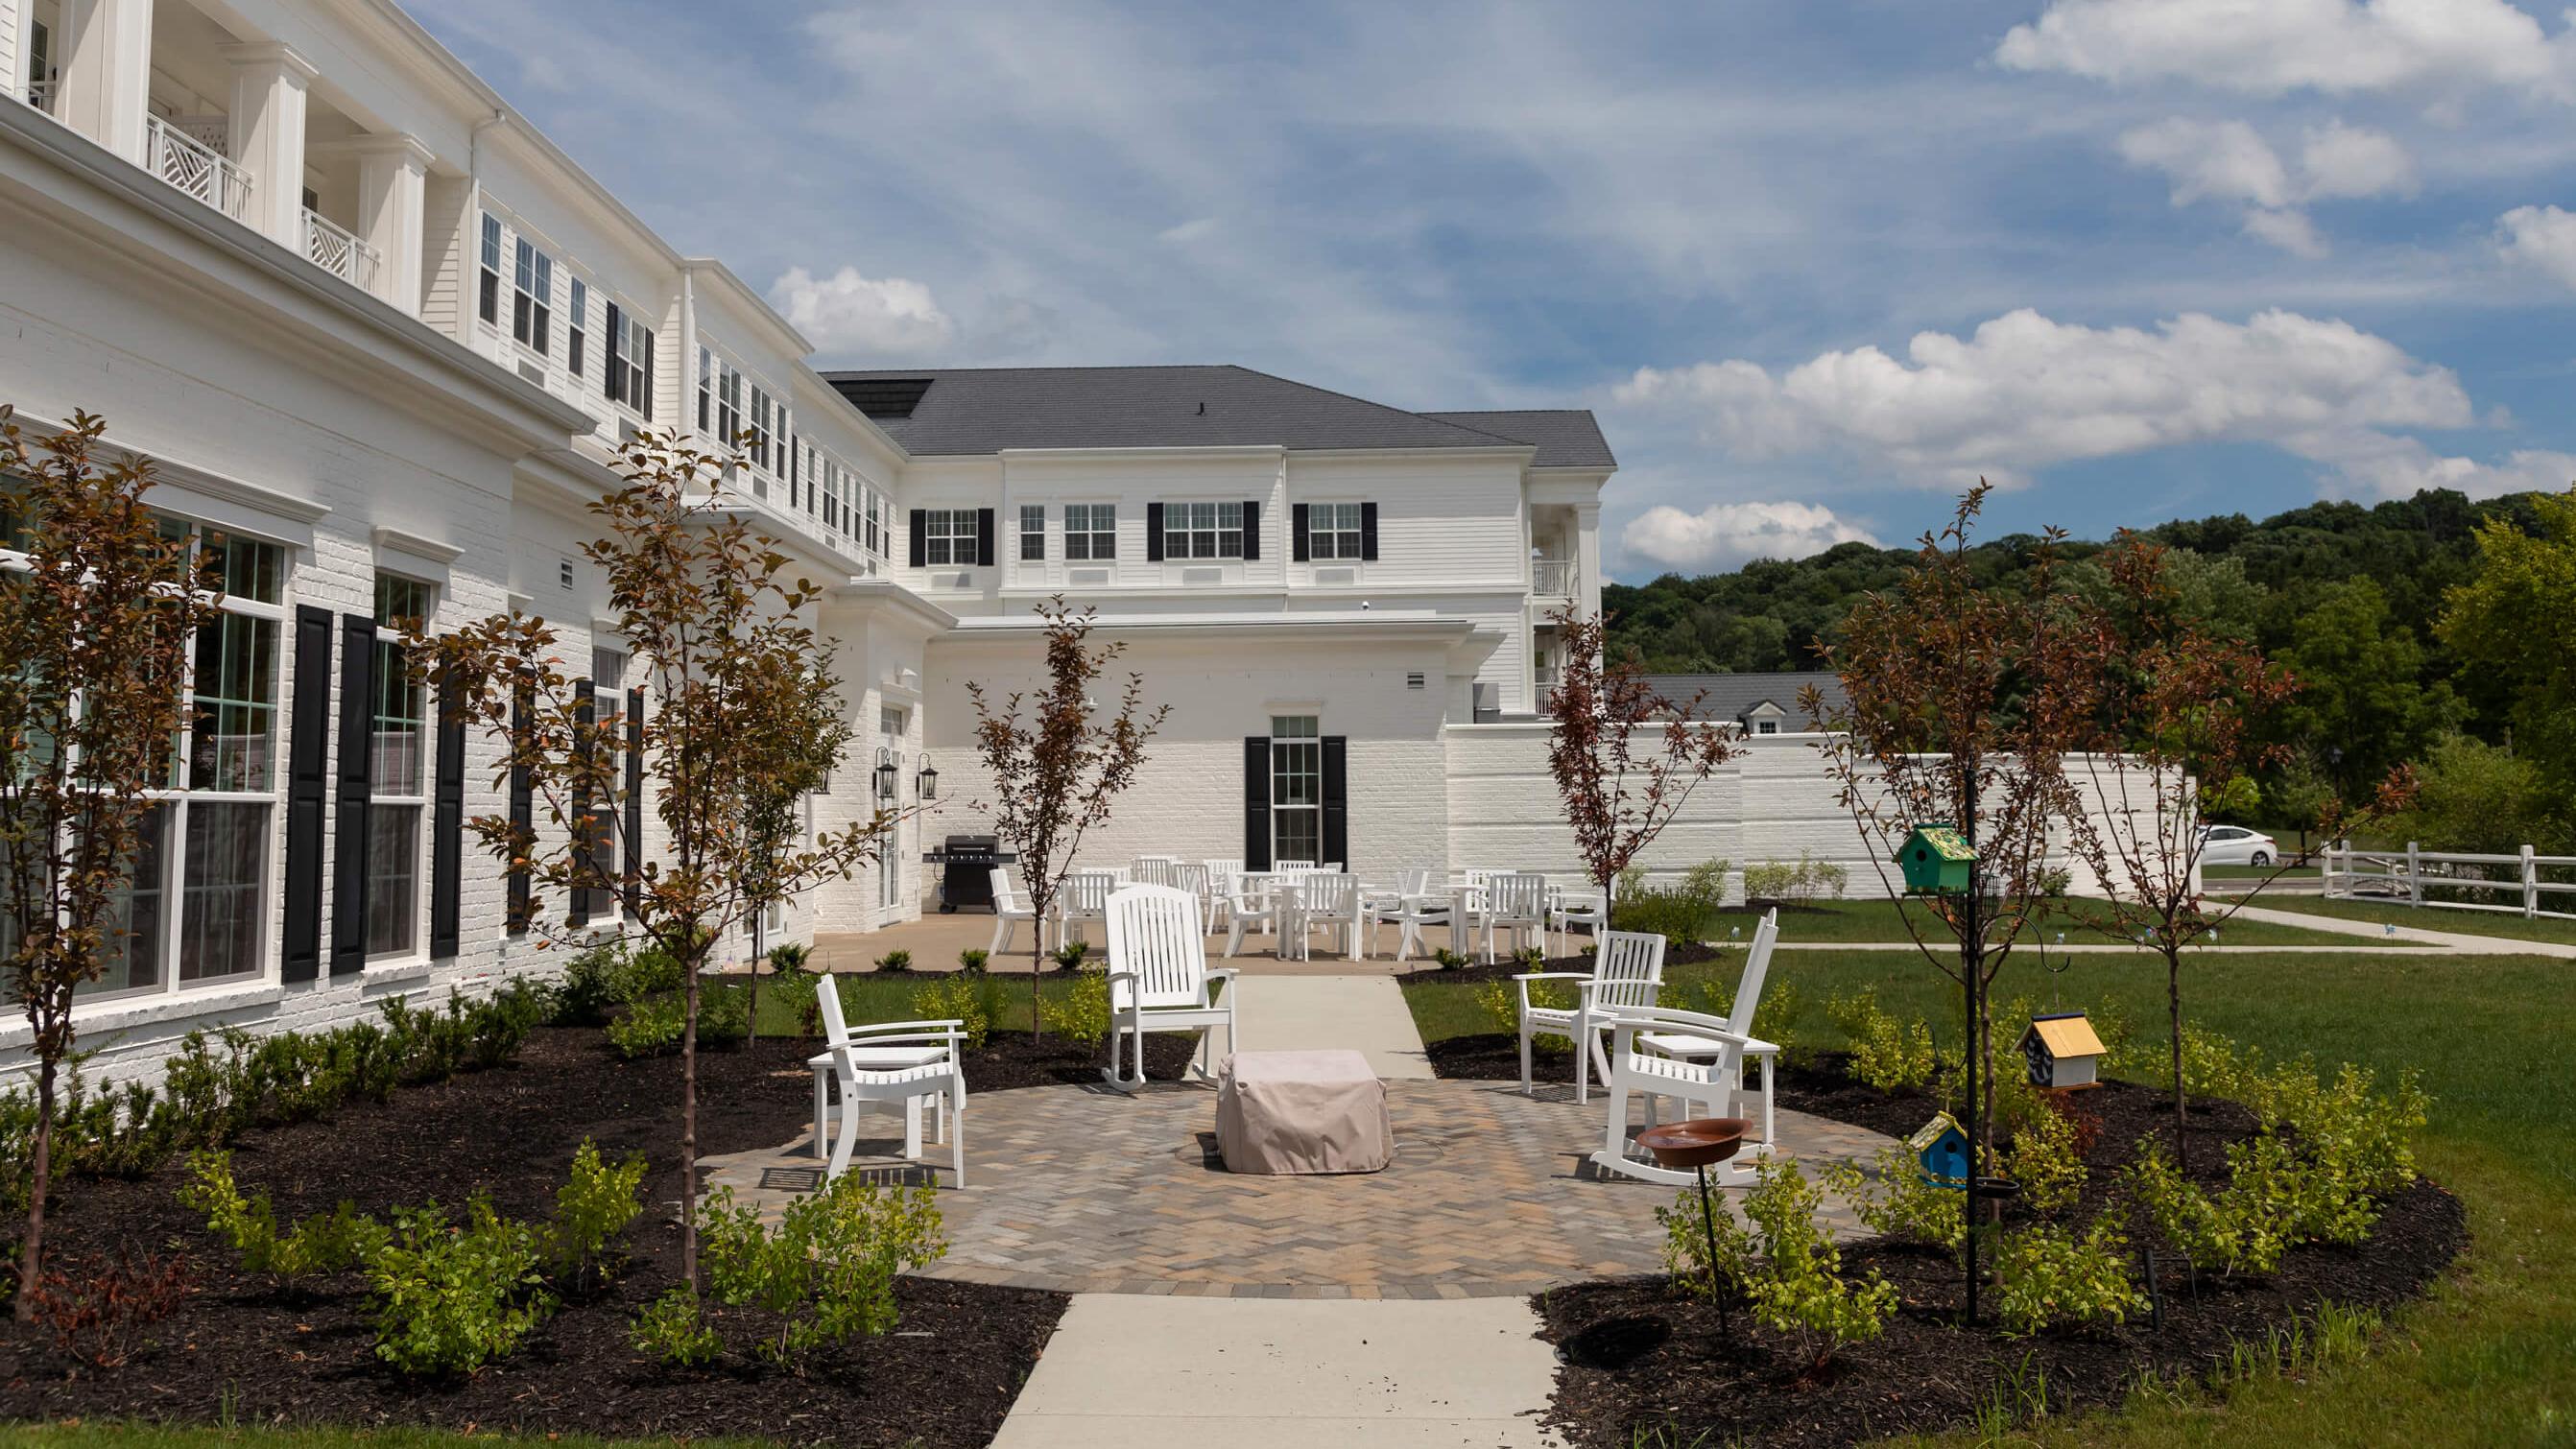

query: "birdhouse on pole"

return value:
[1908, 1111, 1972, 1189]
[2019, 1011, 2108, 1091]
[1896, 824, 1976, 896]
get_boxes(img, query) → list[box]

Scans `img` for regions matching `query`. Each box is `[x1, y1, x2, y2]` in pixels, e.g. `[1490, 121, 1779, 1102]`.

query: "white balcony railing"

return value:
[1533, 558, 1577, 598]
[25, 80, 56, 115]
[301, 207, 380, 292]
[144, 113, 251, 223]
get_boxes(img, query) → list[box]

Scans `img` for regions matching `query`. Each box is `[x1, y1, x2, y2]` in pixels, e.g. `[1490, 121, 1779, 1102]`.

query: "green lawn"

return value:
[2235, 892, 2576, 949]
[1406, 946, 2576, 1446]
[1685, 897, 2397, 948]
[744, 967, 1108, 1037]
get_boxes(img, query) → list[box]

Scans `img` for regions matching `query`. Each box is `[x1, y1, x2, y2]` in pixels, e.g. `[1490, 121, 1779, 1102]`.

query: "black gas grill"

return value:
[922, 835, 1016, 913]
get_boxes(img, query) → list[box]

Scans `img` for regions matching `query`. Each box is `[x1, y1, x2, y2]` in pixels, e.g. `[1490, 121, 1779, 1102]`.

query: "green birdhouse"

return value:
[1896, 824, 1975, 895]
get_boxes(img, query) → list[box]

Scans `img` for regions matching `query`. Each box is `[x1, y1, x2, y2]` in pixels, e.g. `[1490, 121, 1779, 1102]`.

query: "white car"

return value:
[2198, 824, 2278, 867]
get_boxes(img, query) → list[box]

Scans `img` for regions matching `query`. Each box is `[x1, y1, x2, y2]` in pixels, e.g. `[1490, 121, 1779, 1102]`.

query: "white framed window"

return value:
[477, 214, 502, 325]
[751, 388, 774, 474]
[922, 509, 978, 566]
[586, 646, 627, 921]
[1754, 720, 1779, 735]
[566, 278, 588, 379]
[367, 574, 435, 961]
[697, 346, 712, 433]
[1066, 504, 1116, 560]
[1164, 501, 1244, 559]
[1019, 504, 1046, 562]
[512, 237, 553, 356]
[606, 303, 654, 419]
[717, 365, 743, 450]
[1308, 502, 1365, 560]
[865, 489, 883, 557]
[1269, 715, 1322, 866]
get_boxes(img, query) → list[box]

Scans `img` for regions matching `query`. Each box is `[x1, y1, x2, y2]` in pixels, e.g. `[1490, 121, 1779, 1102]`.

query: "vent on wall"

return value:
[1315, 566, 1356, 586]
[516, 360, 546, 386]
[1407, 672, 1426, 690]
[1182, 566, 1223, 586]
[1068, 567, 1109, 586]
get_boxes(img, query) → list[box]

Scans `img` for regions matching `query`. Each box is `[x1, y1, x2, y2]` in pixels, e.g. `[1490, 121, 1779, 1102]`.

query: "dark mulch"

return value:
[0, 1027, 1076, 1447]
[1397, 939, 1724, 987]
[1528, 1058, 2470, 1446]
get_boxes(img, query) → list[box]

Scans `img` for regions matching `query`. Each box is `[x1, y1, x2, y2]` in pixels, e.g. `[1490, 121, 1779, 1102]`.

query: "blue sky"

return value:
[413, 0, 2576, 582]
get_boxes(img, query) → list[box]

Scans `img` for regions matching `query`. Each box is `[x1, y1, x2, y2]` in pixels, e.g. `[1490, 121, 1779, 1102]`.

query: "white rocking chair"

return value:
[989, 867, 1038, 956]
[1587, 1006, 1778, 1188]
[1103, 884, 1240, 1091]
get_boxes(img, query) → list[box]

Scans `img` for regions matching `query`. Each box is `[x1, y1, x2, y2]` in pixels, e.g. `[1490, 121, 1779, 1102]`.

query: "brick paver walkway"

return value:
[704, 1078, 1895, 1297]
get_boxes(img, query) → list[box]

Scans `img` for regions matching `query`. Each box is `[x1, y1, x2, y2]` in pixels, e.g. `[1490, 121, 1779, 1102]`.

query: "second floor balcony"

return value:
[143, 112, 250, 224]
[302, 206, 379, 292]
[1532, 557, 1577, 600]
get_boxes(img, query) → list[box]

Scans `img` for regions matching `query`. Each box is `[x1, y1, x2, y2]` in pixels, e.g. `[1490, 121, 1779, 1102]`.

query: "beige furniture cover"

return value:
[1216, 1049, 1394, 1175]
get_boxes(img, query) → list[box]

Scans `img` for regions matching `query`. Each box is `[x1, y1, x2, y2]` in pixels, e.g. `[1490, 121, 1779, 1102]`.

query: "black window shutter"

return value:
[1243, 737, 1272, 870]
[1146, 503, 1165, 561]
[1242, 500, 1262, 560]
[908, 510, 926, 567]
[1360, 502, 1379, 561]
[975, 508, 996, 567]
[508, 675, 534, 934]
[329, 614, 375, 976]
[625, 687, 644, 915]
[568, 678, 592, 929]
[281, 606, 332, 983]
[1291, 503, 1311, 562]
[1321, 736, 1348, 868]
[638, 331, 656, 420]
[429, 667, 465, 959]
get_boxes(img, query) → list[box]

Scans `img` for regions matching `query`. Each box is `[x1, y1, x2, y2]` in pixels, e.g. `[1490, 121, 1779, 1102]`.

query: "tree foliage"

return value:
[2441, 488, 2576, 841]
[1542, 605, 1742, 900]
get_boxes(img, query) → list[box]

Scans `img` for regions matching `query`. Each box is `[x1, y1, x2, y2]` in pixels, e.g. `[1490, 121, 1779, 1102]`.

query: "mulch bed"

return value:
[0, 1025, 1136, 1447]
[1516, 1051, 2469, 1446]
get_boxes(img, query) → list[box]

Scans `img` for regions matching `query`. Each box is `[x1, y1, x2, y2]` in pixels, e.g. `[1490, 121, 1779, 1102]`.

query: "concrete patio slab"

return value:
[1243, 974, 1435, 1078]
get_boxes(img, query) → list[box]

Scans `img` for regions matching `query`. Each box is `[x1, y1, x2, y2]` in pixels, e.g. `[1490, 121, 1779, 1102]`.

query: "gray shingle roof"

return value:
[823, 365, 1607, 462]
[1418, 410, 1616, 469]
[1644, 672, 1847, 728]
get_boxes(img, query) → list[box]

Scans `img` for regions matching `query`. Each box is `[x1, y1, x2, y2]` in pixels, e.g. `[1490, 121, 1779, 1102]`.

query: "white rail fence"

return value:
[2320, 841, 2576, 920]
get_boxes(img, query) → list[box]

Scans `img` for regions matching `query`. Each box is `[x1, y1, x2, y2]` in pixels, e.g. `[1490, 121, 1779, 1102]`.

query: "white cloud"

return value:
[2497, 203, 2576, 288]
[768, 266, 956, 358]
[1622, 501, 1880, 572]
[2115, 118, 2415, 255]
[1997, 0, 2576, 106]
[2300, 121, 2419, 200]
[2119, 119, 2294, 209]
[2241, 207, 2329, 258]
[1613, 307, 2493, 494]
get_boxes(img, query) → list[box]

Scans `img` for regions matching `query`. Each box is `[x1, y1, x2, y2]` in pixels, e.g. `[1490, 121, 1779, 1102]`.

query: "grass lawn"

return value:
[2236, 892, 2576, 949]
[1406, 945, 2576, 1446]
[1685, 896, 2398, 948]
[744, 967, 1108, 1037]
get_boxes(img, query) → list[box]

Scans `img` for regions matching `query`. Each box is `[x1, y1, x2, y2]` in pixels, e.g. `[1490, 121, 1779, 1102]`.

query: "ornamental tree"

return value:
[1, 408, 223, 1318]
[416, 429, 893, 1292]
[966, 599, 1166, 1038]
[1542, 603, 1742, 911]
[732, 650, 854, 1043]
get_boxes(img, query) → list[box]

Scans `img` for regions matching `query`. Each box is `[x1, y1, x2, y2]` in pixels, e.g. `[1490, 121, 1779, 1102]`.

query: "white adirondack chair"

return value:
[1587, 1004, 1778, 1187]
[1201, 859, 1244, 931]
[1288, 871, 1365, 961]
[1059, 868, 1117, 948]
[1637, 909, 1780, 1065]
[989, 867, 1038, 956]
[1516, 928, 1667, 1103]
[1481, 871, 1550, 963]
[1133, 855, 1179, 888]
[810, 979, 967, 1186]
[1276, 858, 1318, 875]
[1169, 862, 1214, 932]
[1103, 884, 1240, 1091]
[1550, 884, 1609, 956]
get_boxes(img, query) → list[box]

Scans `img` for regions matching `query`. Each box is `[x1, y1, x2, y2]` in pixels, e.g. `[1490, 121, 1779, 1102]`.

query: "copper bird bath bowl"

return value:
[1635, 1118, 1751, 1332]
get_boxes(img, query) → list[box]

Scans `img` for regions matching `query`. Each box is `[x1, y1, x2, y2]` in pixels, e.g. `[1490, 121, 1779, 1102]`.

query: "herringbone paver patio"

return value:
[703, 1077, 1896, 1297]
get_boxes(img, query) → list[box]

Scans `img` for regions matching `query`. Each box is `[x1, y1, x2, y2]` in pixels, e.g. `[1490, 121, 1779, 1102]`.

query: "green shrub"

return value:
[1050, 939, 1089, 971]
[2010, 1095, 2087, 1216]
[1431, 947, 1469, 971]
[771, 968, 823, 1038]
[1656, 1176, 1754, 1298]
[697, 981, 751, 1046]
[606, 996, 687, 1058]
[1829, 1146, 1966, 1253]
[1827, 988, 1937, 1093]
[1992, 1222, 2144, 1336]
[1742, 851, 1848, 906]
[912, 975, 993, 1050]
[1473, 978, 1572, 1048]
[632, 1288, 723, 1366]
[179, 1151, 388, 1288]
[958, 948, 990, 974]
[543, 1139, 646, 1285]
[767, 940, 813, 975]
[1039, 966, 1112, 1046]
[367, 1194, 551, 1376]
[1736, 1157, 1897, 1369]
[1610, 859, 1730, 943]
[686, 1175, 947, 1366]
[875, 948, 915, 974]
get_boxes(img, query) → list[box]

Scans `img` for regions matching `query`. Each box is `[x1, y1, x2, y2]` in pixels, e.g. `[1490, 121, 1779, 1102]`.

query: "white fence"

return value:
[2320, 841, 2576, 920]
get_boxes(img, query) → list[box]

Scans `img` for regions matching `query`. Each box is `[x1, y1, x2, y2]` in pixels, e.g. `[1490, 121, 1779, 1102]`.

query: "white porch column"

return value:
[53, 0, 154, 161]
[1573, 503, 1603, 623]
[219, 39, 315, 247]
[346, 132, 431, 313]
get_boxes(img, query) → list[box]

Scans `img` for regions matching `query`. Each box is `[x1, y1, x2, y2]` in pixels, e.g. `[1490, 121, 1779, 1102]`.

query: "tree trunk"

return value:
[12, 1054, 58, 1320]
[748, 910, 764, 1045]
[680, 940, 702, 1295]
[2167, 950, 2189, 1175]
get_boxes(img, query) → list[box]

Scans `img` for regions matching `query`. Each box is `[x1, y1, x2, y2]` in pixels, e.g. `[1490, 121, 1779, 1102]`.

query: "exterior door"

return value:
[879, 705, 907, 915]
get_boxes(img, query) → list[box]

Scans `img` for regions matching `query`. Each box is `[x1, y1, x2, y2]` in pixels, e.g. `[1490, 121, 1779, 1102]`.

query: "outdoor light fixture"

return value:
[872, 747, 899, 800]
[916, 753, 940, 801]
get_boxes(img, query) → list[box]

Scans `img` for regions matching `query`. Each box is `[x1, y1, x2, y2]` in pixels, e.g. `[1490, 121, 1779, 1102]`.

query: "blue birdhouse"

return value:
[1908, 1111, 1971, 1189]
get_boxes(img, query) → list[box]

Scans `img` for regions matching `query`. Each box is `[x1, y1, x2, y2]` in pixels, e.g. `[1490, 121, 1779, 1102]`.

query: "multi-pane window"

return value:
[367, 575, 433, 961]
[1269, 716, 1322, 867]
[865, 489, 883, 557]
[586, 647, 625, 920]
[1019, 505, 1046, 562]
[477, 214, 502, 325]
[566, 278, 587, 379]
[751, 389, 773, 473]
[1308, 503, 1365, 560]
[512, 238, 553, 355]
[1066, 504, 1116, 561]
[717, 366, 743, 450]
[821, 463, 842, 531]
[1163, 501, 1244, 559]
[697, 346, 712, 432]
[922, 510, 979, 566]
[605, 303, 654, 418]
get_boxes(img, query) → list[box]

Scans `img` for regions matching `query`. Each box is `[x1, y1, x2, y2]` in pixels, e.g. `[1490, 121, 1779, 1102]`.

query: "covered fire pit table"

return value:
[1215, 1049, 1394, 1175]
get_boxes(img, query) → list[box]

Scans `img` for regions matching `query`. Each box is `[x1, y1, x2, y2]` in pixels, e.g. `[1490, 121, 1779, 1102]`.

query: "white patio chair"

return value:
[1201, 858, 1244, 930]
[1382, 883, 1460, 963]
[1103, 884, 1240, 1091]
[1276, 859, 1318, 876]
[1289, 871, 1365, 961]
[1058, 868, 1118, 947]
[1516, 928, 1666, 1104]
[1480, 871, 1550, 964]
[1587, 1003, 1777, 1187]
[810, 978, 967, 1186]
[1364, 868, 1429, 949]
[989, 867, 1038, 956]
[1637, 909, 1780, 1065]
[1223, 869, 1282, 958]
[1169, 862, 1214, 933]
[1550, 884, 1610, 956]
[1133, 855, 1179, 888]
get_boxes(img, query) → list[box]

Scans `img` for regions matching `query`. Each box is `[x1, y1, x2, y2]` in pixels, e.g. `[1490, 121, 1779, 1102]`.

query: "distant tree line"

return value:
[1607, 487, 2576, 851]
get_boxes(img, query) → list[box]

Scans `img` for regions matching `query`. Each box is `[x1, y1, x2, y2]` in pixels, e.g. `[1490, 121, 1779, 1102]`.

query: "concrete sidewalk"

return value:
[2222, 901, 2576, 958]
[991, 1295, 1566, 1449]
[1234, 973, 1435, 1079]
